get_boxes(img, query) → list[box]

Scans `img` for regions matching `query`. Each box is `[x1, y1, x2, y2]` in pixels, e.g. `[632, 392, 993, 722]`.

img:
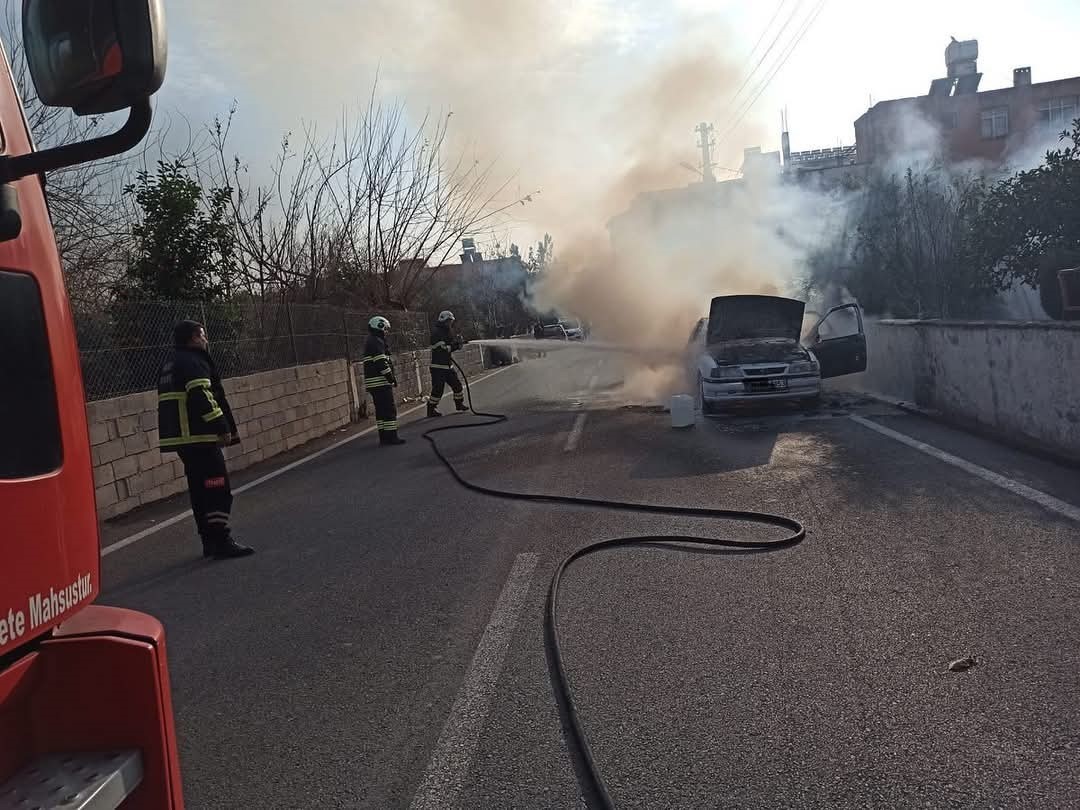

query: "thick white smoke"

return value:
[182, 1, 855, 399]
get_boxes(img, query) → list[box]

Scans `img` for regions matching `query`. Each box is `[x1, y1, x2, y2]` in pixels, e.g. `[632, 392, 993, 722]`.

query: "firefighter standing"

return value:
[427, 311, 468, 417]
[364, 316, 406, 446]
[157, 321, 254, 560]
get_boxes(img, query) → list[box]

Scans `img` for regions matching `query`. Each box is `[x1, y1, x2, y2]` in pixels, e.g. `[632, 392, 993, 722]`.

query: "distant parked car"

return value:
[540, 320, 584, 341]
[558, 319, 585, 340]
[688, 294, 867, 413]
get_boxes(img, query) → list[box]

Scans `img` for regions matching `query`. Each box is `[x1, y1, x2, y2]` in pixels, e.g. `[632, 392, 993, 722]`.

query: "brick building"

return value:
[854, 39, 1080, 165]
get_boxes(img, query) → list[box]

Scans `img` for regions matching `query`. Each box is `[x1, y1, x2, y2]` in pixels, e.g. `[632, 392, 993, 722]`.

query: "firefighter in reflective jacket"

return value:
[364, 316, 406, 446]
[157, 320, 254, 560]
[427, 310, 468, 418]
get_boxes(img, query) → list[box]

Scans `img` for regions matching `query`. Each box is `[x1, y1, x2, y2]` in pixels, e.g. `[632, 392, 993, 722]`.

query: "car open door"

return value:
[810, 303, 867, 378]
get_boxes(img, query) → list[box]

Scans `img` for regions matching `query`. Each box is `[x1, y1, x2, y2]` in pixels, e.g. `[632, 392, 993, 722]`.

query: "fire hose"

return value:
[417, 358, 807, 809]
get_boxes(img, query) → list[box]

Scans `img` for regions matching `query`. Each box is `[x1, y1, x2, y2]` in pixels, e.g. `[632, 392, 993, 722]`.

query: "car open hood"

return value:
[707, 295, 806, 344]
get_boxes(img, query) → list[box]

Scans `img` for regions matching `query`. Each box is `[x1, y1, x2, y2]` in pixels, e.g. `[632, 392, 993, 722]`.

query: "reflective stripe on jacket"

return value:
[430, 322, 462, 370]
[157, 347, 235, 451]
[363, 332, 395, 389]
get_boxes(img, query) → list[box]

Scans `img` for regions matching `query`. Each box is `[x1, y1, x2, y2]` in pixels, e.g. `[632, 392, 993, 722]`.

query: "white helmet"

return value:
[438, 310, 455, 323]
[369, 316, 391, 333]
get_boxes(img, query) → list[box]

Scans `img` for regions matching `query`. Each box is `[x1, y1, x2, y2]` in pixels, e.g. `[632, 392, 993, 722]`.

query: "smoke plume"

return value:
[187, 1, 842, 399]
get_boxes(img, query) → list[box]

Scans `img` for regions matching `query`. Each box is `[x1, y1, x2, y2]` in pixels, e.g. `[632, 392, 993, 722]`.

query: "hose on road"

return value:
[419, 358, 806, 809]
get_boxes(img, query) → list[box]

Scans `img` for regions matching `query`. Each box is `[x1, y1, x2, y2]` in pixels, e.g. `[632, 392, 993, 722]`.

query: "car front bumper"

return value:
[702, 374, 820, 404]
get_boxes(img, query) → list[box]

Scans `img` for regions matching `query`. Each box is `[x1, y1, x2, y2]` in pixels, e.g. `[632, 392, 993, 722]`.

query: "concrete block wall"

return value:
[847, 319, 1080, 459]
[88, 360, 351, 520]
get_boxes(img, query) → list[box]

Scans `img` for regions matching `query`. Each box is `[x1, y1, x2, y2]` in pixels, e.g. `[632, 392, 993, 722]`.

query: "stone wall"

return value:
[847, 319, 1080, 461]
[88, 360, 351, 520]
[88, 344, 501, 520]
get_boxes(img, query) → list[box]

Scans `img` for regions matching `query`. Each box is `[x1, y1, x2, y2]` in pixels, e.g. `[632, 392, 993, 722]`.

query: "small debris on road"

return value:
[948, 656, 978, 672]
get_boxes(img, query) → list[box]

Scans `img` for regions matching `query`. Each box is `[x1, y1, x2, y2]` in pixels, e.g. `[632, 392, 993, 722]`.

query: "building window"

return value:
[981, 107, 1009, 139]
[1040, 96, 1078, 133]
[943, 111, 959, 130]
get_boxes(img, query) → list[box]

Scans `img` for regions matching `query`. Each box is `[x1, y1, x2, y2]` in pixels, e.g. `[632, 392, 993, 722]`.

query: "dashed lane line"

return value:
[408, 552, 539, 810]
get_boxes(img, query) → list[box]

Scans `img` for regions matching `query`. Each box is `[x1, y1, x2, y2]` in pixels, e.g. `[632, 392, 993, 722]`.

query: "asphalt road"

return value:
[100, 347, 1080, 809]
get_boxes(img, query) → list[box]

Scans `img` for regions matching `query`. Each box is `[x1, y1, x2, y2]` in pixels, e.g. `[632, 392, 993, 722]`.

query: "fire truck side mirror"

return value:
[0, 0, 165, 185]
[22, 0, 167, 116]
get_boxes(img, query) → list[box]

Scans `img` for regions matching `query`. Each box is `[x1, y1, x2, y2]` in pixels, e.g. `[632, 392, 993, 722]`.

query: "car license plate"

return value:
[769, 379, 788, 390]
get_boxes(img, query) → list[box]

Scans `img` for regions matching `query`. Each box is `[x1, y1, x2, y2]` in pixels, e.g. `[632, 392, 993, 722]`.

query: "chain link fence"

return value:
[75, 299, 430, 401]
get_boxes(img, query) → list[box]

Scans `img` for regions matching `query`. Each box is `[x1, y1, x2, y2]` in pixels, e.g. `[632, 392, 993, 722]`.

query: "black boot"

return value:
[427, 403, 442, 418]
[380, 431, 406, 446]
[455, 399, 469, 412]
[211, 538, 255, 560]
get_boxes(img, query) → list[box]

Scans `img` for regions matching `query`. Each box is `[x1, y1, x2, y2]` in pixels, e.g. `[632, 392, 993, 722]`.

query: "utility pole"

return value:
[695, 122, 716, 183]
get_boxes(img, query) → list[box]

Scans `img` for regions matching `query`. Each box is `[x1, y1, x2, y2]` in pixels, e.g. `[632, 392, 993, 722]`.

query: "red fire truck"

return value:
[0, 1, 184, 807]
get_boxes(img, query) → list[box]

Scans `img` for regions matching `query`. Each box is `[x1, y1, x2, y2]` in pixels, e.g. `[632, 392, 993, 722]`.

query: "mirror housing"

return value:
[0, 0, 164, 185]
[22, 0, 167, 116]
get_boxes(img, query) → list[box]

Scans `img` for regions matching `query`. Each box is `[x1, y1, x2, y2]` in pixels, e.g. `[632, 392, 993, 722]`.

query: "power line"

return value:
[741, 0, 791, 77]
[723, 0, 805, 119]
[724, 0, 827, 138]
[747, 0, 790, 57]
[716, 0, 829, 150]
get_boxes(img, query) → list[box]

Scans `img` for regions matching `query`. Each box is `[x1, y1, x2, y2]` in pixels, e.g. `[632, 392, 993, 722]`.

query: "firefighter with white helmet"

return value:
[363, 315, 405, 446]
[427, 310, 467, 417]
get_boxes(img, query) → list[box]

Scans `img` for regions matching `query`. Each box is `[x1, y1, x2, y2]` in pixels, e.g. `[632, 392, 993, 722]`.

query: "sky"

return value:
[151, 0, 1080, 245]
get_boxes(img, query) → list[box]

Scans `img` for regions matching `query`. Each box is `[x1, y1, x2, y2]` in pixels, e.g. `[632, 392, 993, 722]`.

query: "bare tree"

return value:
[335, 97, 528, 310]
[205, 108, 342, 302]
[210, 86, 533, 310]
[2, 7, 143, 309]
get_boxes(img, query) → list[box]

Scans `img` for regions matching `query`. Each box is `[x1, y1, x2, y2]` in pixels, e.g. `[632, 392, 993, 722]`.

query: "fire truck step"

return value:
[0, 751, 143, 810]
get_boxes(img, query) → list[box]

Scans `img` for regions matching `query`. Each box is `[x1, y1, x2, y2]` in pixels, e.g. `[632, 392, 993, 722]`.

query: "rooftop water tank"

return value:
[946, 38, 979, 77]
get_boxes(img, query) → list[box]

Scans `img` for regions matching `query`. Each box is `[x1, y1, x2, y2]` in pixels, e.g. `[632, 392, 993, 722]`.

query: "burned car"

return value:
[689, 294, 867, 413]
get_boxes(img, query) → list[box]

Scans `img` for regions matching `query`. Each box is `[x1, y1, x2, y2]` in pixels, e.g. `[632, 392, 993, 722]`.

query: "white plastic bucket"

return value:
[670, 394, 695, 429]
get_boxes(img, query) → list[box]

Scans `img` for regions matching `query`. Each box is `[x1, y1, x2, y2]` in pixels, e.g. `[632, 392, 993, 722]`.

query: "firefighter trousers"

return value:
[429, 368, 464, 407]
[369, 386, 400, 441]
[177, 446, 234, 548]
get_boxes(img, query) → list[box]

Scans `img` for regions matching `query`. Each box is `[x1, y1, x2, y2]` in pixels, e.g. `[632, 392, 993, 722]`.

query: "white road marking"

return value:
[409, 552, 539, 810]
[564, 413, 588, 452]
[850, 415, 1080, 524]
[563, 368, 602, 452]
[100, 365, 518, 557]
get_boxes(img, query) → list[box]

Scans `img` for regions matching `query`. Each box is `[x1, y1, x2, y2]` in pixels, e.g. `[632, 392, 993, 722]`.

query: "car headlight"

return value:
[788, 360, 819, 375]
[710, 366, 742, 380]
